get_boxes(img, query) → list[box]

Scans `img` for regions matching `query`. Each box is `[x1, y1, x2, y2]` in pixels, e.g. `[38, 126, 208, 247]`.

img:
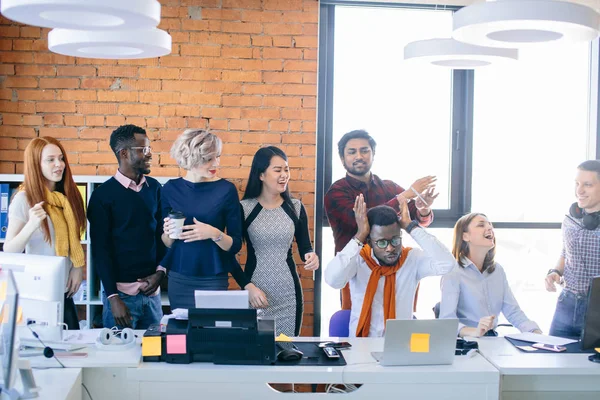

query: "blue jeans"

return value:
[549, 290, 588, 338]
[102, 291, 162, 330]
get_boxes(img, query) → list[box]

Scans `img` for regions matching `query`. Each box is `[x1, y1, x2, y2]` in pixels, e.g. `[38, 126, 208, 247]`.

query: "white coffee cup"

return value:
[168, 211, 185, 239]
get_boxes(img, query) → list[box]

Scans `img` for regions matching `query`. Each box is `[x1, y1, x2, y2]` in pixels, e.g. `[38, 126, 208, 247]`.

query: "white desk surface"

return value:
[17, 368, 82, 400]
[476, 337, 600, 376]
[129, 337, 499, 385]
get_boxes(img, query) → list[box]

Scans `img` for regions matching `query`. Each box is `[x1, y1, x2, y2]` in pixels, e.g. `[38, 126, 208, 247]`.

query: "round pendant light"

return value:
[404, 39, 518, 69]
[453, 0, 600, 48]
[0, 0, 161, 30]
[48, 28, 172, 59]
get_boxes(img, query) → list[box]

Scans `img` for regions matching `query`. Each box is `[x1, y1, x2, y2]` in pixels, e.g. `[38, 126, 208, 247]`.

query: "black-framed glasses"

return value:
[373, 236, 402, 249]
[130, 146, 152, 155]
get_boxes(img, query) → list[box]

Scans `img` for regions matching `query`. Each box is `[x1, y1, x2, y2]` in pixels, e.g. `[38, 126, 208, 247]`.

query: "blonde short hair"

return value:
[170, 129, 222, 170]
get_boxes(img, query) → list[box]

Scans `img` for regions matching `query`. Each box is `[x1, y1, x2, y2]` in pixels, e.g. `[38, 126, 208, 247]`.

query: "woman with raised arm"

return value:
[440, 213, 541, 337]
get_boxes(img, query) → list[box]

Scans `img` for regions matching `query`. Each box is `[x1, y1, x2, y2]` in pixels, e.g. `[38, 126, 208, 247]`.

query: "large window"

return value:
[472, 43, 592, 222]
[317, 2, 599, 337]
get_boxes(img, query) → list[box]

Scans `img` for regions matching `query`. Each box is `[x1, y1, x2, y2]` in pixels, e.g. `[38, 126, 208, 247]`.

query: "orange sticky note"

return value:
[142, 336, 162, 357]
[166, 335, 186, 355]
[1, 305, 22, 324]
[0, 281, 6, 301]
[410, 333, 430, 353]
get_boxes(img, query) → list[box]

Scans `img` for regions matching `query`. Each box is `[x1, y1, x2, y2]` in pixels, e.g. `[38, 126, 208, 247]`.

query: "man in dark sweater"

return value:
[88, 125, 165, 329]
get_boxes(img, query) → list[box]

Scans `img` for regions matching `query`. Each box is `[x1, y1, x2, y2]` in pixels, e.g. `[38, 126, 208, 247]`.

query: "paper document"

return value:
[62, 329, 104, 345]
[194, 290, 249, 309]
[505, 332, 578, 346]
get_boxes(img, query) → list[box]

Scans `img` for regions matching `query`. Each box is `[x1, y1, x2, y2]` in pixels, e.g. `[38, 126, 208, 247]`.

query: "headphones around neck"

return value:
[569, 203, 600, 230]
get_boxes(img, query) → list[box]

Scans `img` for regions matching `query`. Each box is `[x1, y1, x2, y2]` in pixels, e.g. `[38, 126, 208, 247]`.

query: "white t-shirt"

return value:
[8, 191, 72, 288]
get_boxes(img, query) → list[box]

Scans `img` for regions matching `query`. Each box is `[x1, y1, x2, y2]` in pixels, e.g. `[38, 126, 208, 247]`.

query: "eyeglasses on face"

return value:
[129, 146, 152, 155]
[374, 236, 402, 249]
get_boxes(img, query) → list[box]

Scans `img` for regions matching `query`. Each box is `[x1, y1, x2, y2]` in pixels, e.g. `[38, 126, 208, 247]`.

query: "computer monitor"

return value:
[581, 276, 600, 350]
[0, 270, 19, 394]
[0, 253, 67, 342]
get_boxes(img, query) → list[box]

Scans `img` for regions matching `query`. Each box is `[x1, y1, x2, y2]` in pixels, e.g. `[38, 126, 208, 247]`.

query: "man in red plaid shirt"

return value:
[324, 129, 438, 310]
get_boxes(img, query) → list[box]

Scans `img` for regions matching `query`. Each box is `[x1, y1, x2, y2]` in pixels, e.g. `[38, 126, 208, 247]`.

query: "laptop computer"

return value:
[581, 276, 600, 350]
[371, 318, 459, 366]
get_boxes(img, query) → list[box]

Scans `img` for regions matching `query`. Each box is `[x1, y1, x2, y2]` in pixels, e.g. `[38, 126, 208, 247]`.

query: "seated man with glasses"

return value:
[325, 198, 456, 337]
[88, 124, 166, 330]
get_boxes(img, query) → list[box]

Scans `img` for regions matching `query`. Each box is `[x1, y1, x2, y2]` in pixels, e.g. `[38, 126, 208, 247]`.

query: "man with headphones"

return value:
[545, 160, 600, 338]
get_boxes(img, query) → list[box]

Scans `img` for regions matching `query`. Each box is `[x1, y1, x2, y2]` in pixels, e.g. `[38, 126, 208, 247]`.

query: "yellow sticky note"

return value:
[0, 281, 6, 301]
[410, 333, 430, 353]
[276, 333, 292, 342]
[142, 336, 162, 357]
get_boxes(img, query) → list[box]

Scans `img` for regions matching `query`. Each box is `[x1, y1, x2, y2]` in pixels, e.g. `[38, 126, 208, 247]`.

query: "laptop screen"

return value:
[581, 276, 600, 350]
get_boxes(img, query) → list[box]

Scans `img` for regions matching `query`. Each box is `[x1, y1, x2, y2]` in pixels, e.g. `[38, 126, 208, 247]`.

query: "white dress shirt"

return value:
[324, 227, 457, 337]
[439, 257, 539, 334]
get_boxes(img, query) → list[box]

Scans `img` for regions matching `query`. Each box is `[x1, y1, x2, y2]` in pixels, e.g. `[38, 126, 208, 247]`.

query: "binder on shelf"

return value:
[0, 183, 8, 239]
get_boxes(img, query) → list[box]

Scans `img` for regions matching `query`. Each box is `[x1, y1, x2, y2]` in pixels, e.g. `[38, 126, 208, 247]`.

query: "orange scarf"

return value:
[356, 244, 411, 337]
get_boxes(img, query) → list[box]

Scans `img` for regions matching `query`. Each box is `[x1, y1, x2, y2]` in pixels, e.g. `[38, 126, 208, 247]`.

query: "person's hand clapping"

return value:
[353, 194, 369, 243]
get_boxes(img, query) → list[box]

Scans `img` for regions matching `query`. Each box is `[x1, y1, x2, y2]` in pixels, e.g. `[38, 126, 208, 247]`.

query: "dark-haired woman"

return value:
[240, 146, 319, 336]
[440, 213, 541, 337]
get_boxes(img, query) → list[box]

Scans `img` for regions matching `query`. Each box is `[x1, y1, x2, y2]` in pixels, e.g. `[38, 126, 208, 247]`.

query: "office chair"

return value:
[329, 310, 351, 337]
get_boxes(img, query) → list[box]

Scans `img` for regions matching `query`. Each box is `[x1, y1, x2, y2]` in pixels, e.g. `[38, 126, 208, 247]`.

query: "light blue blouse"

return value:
[440, 258, 539, 334]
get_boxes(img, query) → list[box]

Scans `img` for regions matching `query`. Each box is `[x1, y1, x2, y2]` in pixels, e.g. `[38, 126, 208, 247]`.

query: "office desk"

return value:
[35, 336, 499, 400]
[476, 337, 600, 400]
[15, 368, 82, 400]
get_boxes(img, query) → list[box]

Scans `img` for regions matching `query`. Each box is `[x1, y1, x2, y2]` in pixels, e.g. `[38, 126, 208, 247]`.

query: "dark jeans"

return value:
[102, 290, 162, 330]
[549, 290, 588, 338]
[64, 294, 79, 330]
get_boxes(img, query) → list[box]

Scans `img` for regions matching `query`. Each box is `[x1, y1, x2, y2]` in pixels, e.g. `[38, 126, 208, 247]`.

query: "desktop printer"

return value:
[144, 308, 276, 365]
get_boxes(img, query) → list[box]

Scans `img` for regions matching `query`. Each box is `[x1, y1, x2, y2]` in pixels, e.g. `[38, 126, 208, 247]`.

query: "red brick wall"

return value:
[0, 0, 318, 335]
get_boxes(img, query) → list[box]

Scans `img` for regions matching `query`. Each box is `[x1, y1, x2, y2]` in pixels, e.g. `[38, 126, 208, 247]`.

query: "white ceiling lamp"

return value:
[48, 28, 172, 59]
[453, 0, 600, 48]
[404, 38, 518, 69]
[0, 0, 161, 30]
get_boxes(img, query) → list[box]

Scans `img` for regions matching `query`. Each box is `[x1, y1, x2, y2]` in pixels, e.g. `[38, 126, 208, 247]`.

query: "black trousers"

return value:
[64, 294, 79, 330]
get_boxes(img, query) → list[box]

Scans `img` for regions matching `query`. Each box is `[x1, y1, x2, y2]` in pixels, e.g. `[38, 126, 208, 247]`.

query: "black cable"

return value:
[82, 382, 93, 400]
[26, 325, 65, 368]
[26, 325, 94, 400]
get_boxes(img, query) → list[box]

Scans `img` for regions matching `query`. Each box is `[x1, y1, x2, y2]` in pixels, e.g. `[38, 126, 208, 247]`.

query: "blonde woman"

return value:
[161, 129, 262, 309]
[440, 213, 541, 337]
[5, 137, 86, 330]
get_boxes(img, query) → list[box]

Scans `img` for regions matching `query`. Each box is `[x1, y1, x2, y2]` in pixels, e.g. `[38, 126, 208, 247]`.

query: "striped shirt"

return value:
[561, 215, 600, 294]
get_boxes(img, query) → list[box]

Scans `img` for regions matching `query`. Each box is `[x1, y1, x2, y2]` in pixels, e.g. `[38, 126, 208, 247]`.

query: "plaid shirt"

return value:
[561, 215, 600, 294]
[324, 173, 433, 253]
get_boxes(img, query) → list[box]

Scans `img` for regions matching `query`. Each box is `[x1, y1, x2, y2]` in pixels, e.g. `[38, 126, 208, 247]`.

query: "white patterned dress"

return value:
[241, 198, 313, 336]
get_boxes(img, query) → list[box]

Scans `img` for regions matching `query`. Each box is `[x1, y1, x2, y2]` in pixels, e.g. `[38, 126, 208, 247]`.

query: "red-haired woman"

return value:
[4, 137, 86, 330]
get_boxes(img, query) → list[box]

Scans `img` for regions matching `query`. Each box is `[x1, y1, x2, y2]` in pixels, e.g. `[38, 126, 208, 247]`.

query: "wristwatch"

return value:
[353, 237, 364, 247]
[547, 268, 563, 277]
[213, 232, 224, 242]
[405, 220, 419, 234]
